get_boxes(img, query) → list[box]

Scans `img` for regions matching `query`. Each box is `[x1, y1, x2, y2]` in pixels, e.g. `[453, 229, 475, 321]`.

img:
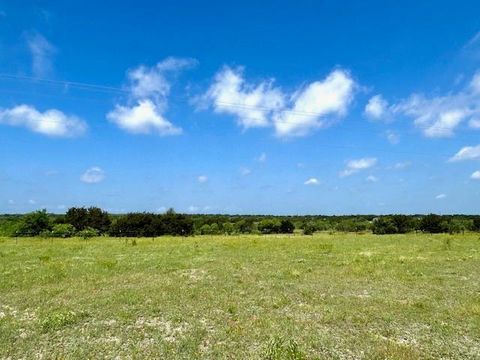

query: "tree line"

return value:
[0, 208, 479, 237]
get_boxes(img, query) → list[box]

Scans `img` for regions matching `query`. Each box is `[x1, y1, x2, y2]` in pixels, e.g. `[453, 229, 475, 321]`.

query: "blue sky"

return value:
[1, 0, 480, 215]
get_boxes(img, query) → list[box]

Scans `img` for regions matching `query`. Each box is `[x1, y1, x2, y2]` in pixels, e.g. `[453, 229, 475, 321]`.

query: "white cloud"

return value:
[0, 104, 86, 137]
[469, 118, 480, 129]
[391, 161, 411, 170]
[304, 178, 320, 186]
[7, 200, 14, 205]
[197, 175, 208, 183]
[365, 94, 389, 120]
[28, 199, 36, 205]
[471, 170, 480, 180]
[204, 66, 284, 128]
[240, 167, 251, 176]
[203, 67, 356, 137]
[273, 70, 356, 137]
[435, 193, 446, 200]
[366, 175, 378, 182]
[340, 157, 377, 177]
[256, 152, 267, 163]
[81, 167, 105, 184]
[107, 100, 181, 135]
[108, 57, 195, 135]
[371, 71, 480, 138]
[27, 33, 55, 77]
[449, 145, 480, 162]
[386, 130, 400, 144]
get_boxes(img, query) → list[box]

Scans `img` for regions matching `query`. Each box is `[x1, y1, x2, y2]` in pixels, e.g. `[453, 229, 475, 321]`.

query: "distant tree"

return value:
[17, 210, 51, 236]
[222, 222, 235, 235]
[302, 222, 316, 235]
[51, 223, 76, 238]
[473, 217, 480, 232]
[446, 220, 463, 235]
[279, 219, 295, 234]
[86, 207, 111, 233]
[258, 219, 281, 234]
[65, 207, 88, 231]
[391, 215, 414, 233]
[235, 219, 254, 234]
[372, 217, 398, 235]
[200, 224, 212, 235]
[419, 214, 445, 233]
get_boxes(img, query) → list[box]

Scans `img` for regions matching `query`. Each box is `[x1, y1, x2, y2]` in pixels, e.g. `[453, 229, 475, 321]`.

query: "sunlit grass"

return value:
[0, 234, 479, 359]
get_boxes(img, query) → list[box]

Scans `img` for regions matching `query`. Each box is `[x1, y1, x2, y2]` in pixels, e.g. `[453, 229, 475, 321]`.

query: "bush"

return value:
[51, 224, 76, 238]
[302, 222, 316, 235]
[77, 227, 98, 239]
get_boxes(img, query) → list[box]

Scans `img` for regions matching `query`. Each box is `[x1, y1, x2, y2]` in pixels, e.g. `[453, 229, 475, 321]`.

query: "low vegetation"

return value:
[1, 208, 479, 238]
[0, 233, 478, 359]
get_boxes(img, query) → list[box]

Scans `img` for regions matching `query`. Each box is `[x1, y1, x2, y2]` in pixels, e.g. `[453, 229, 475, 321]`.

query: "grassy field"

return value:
[0, 234, 479, 359]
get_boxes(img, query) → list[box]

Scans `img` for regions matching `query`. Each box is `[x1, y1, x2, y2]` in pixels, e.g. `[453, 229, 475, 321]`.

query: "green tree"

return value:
[17, 210, 51, 236]
[279, 219, 295, 234]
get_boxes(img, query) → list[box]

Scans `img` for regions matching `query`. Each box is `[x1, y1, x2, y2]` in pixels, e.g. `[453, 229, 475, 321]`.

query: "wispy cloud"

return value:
[340, 158, 377, 177]
[27, 32, 56, 77]
[366, 71, 480, 138]
[304, 178, 320, 186]
[197, 175, 208, 183]
[449, 144, 480, 162]
[81, 167, 105, 184]
[435, 193, 446, 200]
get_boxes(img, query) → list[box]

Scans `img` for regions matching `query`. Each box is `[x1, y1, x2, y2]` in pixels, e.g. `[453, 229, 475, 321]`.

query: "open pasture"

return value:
[0, 234, 479, 359]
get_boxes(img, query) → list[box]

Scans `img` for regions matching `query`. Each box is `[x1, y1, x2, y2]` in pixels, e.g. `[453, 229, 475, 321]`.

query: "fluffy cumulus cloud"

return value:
[340, 158, 377, 177]
[471, 170, 480, 180]
[203, 66, 284, 128]
[27, 33, 56, 77]
[304, 177, 320, 186]
[364, 94, 389, 120]
[81, 167, 105, 184]
[449, 145, 480, 162]
[107, 57, 195, 135]
[0, 104, 86, 137]
[203, 67, 356, 137]
[107, 100, 181, 135]
[367, 71, 480, 138]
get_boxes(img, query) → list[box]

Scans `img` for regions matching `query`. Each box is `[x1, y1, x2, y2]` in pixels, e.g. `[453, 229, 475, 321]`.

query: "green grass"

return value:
[0, 234, 479, 359]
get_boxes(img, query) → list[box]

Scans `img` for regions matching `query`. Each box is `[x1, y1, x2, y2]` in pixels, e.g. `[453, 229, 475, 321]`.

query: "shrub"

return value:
[77, 227, 98, 239]
[302, 222, 316, 235]
[51, 224, 76, 238]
